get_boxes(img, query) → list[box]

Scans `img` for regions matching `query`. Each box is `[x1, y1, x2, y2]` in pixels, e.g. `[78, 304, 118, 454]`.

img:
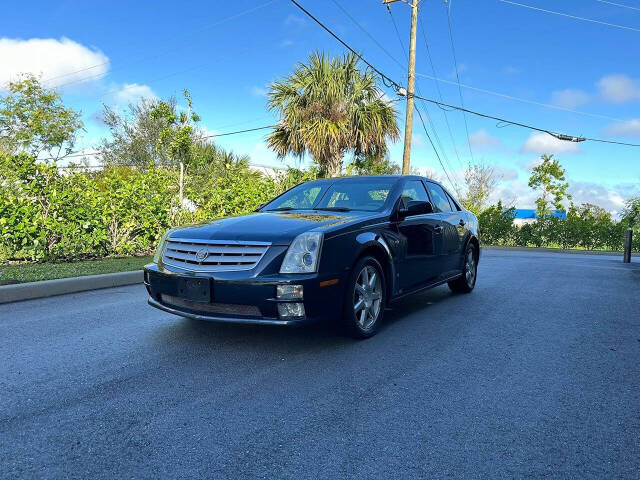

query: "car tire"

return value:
[342, 256, 386, 339]
[448, 243, 478, 294]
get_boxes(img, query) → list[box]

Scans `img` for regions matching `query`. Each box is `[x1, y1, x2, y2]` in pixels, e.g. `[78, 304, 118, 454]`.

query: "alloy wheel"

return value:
[353, 265, 383, 330]
[465, 249, 477, 287]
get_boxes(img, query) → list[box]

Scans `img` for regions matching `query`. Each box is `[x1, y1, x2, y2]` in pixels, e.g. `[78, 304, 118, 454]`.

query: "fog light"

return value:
[276, 284, 303, 300]
[277, 302, 305, 318]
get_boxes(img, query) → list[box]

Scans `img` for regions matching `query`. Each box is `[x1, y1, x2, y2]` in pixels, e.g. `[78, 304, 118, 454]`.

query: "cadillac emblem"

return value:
[195, 248, 208, 263]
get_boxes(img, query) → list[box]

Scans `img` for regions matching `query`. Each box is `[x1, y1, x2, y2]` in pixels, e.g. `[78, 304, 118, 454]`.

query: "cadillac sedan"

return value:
[144, 175, 479, 338]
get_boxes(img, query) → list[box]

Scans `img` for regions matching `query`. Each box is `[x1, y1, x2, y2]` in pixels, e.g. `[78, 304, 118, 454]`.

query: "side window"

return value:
[425, 182, 453, 213]
[445, 191, 461, 211]
[399, 180, 430, 208]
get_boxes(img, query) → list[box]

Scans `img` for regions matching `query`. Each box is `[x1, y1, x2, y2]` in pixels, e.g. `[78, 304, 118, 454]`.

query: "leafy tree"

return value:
[150, 89, 201, 205]
[528, 154, 571, 218]
[267, 52, 399, 177]
[477, 201, 516, 245]
[0, 74, 83, 159]
[346, 152, 400, 176]
[621, 196, 640, 229]
[100, 97, 175, 167]
[461, 163, 498, 215]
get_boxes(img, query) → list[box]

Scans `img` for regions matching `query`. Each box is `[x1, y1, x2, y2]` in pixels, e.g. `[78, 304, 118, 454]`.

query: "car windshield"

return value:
[263, 179, 395, 212]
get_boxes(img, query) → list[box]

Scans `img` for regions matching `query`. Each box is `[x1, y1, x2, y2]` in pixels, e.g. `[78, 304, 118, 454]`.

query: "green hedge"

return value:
[478, 201, 639, 252]
[1, 154, 637, 262]
[0, 154, 317, 262]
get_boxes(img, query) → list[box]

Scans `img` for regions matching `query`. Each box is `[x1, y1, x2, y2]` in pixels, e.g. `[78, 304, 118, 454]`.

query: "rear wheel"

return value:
[448, 244, 477, 294]
[342, 256, 386, 339]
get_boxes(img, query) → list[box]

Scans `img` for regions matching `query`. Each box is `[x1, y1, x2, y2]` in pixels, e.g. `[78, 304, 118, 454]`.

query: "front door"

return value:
[395, 180, 443, 291]
[425, 181, 462, 277]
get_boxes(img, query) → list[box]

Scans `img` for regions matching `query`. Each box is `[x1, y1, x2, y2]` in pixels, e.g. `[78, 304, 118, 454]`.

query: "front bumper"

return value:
[144, 263, 345, 325]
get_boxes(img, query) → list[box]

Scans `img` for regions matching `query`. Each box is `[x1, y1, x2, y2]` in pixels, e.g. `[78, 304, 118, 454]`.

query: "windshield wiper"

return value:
[264, 207, 295, 211]
[313, 207, 352, 212]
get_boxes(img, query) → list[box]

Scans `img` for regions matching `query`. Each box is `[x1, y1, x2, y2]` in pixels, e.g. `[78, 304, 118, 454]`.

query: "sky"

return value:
[1, 0, 639, 215]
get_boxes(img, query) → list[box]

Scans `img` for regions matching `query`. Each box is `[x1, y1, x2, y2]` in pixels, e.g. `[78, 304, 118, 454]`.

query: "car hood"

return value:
[169, 211, 378, 245]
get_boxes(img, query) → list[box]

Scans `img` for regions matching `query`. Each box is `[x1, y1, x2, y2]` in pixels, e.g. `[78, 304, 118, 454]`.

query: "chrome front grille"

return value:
[162, 238, 270, 272]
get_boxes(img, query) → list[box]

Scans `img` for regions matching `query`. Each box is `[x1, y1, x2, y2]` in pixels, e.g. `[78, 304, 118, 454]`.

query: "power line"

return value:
[412, 93, 640, 146]
[290, 0, 640, 148]
[329, 0, 461, 185]
[445, 2, 475, 163]
[386, 6, 462, 187]
[38, 125, 276, 161]
[500, 0, 640, 32]
[415, 72, 626, 122]
[418, 14, 465, 174]
[414, 106, 457, 190]
[596, 0, 640, 12]
[288, 0, 401, 90]
[46, 1, 279, 89]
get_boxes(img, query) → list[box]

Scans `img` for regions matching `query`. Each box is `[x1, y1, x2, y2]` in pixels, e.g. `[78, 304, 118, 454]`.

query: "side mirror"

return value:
[399, 200, 434, 219]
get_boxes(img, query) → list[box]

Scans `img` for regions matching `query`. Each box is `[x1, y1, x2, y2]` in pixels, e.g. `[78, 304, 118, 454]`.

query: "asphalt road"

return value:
[1, 250, 639, 479]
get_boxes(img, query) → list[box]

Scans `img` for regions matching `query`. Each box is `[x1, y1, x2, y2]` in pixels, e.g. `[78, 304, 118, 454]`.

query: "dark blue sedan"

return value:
[144, 175, 480, 338]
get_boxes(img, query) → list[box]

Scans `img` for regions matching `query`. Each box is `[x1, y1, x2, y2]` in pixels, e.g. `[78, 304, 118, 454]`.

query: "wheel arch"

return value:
[353, 233, 396, 300]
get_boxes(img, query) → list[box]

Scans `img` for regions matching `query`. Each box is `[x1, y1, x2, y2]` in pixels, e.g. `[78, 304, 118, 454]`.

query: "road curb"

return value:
[482, 245, 624, 256]
[0, 270, 143, 304]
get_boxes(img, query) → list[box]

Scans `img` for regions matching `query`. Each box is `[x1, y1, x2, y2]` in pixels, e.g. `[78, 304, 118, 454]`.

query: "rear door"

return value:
[395, 180, 443, 291]
[424, 181, 461, 277]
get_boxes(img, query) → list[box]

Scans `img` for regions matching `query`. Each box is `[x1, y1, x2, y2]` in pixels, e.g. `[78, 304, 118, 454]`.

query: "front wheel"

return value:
[448, 244, 477, 294]
[342, 256, 386, 339]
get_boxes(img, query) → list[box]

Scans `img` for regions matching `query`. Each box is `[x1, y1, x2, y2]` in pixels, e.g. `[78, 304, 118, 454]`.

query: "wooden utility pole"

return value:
[385, 0, 419, 174]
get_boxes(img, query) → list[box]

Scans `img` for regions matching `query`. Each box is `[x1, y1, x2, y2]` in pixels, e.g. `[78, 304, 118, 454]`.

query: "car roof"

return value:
[306, 175, 438, 184]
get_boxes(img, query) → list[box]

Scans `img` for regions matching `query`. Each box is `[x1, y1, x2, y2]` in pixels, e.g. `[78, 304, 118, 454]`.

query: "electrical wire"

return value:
[445, 2, 475, 164]
[414, 106, 457, 190]
[596, 0, 640, 12]
[500, 0, 640, 32]
[290, 0, 640, 148]
[288, 0, 401, 90]
[386, 6, 462, 187]
[418, 14, 465, 173]
[46, 1, 279, 89]
[415, 72, 627, 122]
[38, 125, 276, 162]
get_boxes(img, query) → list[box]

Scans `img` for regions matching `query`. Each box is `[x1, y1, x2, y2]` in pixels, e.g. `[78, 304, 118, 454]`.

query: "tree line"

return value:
[1, 52, 638, 262]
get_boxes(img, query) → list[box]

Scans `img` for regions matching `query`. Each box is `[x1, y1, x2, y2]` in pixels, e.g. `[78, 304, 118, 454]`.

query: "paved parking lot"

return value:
[1, 250, 639, 479]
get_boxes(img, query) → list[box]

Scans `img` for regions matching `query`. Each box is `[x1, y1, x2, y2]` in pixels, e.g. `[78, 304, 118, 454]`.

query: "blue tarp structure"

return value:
[511, 209, 567, 219]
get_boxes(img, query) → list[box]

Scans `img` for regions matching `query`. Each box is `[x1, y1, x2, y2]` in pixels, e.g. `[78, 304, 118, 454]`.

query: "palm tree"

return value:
[267, 52, 400, 177]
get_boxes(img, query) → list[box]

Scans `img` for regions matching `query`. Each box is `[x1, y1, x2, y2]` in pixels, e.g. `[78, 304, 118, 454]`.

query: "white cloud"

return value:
[603, 118, 640, 137]
[502, 65, 521, 75]
[568, 181, 637, 217]
[111, 83, 156, 106]
[521, 132, 581, 155]
[448, 63, 468, 79]
[492, 166, 518, 181]
[597, 74, 640, 103]
[251, 85, 268, 97]
[0, 37, 109, 89]
[412, 133, 425, 147]
[468, 129, 502, 151]
[489, 177, 639, 217]
[284, 14, 306, 29]
[551, 89, 590, 108]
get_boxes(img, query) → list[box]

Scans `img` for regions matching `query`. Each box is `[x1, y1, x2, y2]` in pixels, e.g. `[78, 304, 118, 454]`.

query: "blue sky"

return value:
[1, 0, 639, 213]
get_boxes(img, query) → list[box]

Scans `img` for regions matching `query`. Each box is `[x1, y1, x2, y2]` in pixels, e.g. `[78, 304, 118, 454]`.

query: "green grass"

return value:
[0, 256, 153, 285]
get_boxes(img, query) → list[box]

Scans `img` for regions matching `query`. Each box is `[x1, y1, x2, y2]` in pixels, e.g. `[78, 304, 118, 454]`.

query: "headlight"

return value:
[280, 232, 323, 274]
[152, 229, 174, 263]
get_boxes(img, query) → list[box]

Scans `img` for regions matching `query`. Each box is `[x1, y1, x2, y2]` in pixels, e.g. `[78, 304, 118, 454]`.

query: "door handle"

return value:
[459, 219, 466, 226]
[434, 225, 442, 234]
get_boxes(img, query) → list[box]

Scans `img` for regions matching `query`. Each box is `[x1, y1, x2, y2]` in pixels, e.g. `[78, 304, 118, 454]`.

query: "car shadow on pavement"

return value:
[151, 284, 457, 353]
